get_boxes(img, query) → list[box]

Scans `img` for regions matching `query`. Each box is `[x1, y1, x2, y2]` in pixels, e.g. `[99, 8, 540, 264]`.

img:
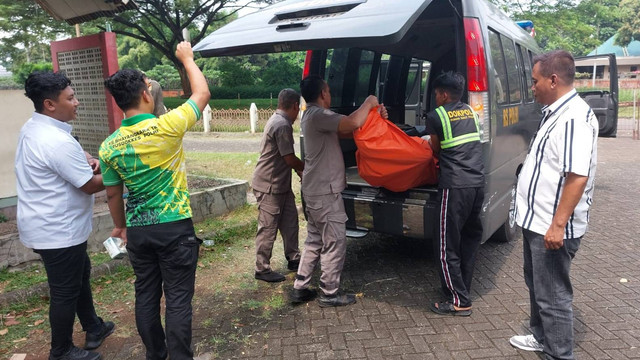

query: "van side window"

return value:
[354, 50, 376, 105]
[488, 30, 508, 105]
[517, 44, 534, 102]
[325, 48, 349, 107]
[501, 35, 522, 104]
[406, 60, 421, 107]
[376, 54, 390, 98]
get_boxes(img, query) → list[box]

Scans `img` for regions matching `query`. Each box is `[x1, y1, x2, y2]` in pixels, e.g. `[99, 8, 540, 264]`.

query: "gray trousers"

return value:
[254, 190, 300, 273]
[294, 192, 348, 296]
[523, 228, 581, 360]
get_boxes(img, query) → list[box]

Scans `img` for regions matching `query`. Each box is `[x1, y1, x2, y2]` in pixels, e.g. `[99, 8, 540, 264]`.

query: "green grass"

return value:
[165, 97, 275, 110]
[1, 150, 298, 356]
[0, 252, 113, 293]
[0, 263, 136, 356]
[0, 152, 258, 294]
[619, 106, 634, 118]
[0, 265, 48, 293]
[186, 152, 259, 182]
[185, 151, 302, 203]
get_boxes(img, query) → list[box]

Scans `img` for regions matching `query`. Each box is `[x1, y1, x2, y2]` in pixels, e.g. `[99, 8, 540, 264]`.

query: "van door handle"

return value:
[276, 22, 309, 31]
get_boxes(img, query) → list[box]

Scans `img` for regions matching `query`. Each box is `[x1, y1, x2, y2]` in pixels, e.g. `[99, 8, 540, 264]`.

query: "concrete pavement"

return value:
[35, 134, 639, 360]
[210, 136, 640, 359]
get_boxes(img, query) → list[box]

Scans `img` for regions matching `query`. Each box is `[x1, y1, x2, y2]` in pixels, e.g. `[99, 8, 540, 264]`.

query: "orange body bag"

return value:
[353, 108, 438, 192]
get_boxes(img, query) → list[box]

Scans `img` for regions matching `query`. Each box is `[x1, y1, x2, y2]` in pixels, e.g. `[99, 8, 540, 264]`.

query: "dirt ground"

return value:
[6, 234, 298, 360]
[4, 188, 290, 359]
[0, 220, 17, 237]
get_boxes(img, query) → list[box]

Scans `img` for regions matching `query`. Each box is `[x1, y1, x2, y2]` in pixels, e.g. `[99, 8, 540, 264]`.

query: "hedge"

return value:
[209, 84, 299, 99]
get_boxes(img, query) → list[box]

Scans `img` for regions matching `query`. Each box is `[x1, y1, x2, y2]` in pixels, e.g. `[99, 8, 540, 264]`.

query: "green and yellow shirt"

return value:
[99, 100, 201, 227]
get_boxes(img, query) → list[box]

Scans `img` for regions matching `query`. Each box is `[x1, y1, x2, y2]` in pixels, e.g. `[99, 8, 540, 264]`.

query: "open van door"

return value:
[575, 54, 619, 137]
[193, 0, 542, 245]
[194, 0, 433, 56]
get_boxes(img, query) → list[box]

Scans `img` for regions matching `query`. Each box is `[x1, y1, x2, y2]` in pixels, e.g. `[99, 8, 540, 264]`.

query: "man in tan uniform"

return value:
[253, 89, 304, 282]
[291, 75, 386, 307]
[148, 79, 167, 117]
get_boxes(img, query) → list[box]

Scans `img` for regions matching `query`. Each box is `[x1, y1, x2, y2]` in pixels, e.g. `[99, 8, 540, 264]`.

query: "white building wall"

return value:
[0, 90, 32, 200]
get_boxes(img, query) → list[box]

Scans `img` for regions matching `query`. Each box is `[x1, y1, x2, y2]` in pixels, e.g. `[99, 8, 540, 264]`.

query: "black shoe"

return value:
[287, 259, 300, 271]
[84, 320, 115, 350]
[317, 292, 357, 307]
[49, 346, 101, 360]
[255, 271, 286, 283]
[290, 288, 317, 304]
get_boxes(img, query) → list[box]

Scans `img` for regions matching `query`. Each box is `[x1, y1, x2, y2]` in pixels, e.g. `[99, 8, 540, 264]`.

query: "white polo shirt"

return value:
[15, 112, 94, 250]
[515, 89, 598, 239]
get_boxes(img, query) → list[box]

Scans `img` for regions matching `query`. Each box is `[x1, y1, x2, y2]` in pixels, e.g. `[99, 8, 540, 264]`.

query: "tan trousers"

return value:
[294, 192, 348, 296]
[254, 190, 300, 273]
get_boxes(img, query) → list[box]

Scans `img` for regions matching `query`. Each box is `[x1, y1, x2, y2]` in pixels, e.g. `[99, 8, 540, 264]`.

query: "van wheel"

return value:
[492, 185, 518, 243]
[493, 216, 518, 243]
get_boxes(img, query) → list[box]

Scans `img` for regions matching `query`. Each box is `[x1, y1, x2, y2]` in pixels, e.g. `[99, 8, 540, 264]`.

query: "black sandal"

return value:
[430, 301, 472, 316]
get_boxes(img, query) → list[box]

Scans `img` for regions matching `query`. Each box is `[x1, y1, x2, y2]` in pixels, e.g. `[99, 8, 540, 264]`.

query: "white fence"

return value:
[192, 107, 301, 133]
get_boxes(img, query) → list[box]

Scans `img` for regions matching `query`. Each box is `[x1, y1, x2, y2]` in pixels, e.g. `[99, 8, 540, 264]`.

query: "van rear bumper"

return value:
[342, 185, 439, 240]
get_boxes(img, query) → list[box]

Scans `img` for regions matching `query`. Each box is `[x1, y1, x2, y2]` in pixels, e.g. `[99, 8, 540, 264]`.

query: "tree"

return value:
[101, 0, 269, 96]
[259, 52, 304, 86]
[0, 1, 70, 70]
[117, 37, 164, 72]
[577, 0, 621, 47]
[488, 0, 618, 56]
[218, 57, 255, 87]
[615, 0, 640, 47]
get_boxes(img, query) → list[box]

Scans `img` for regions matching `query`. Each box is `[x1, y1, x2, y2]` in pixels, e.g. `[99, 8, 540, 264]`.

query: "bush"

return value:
[164, 97, 276, 110]
[0, 76, 20, 90]
[210, 84, 299, 99]
[145, 64, 182, 89]
[12, 63, 53, 85]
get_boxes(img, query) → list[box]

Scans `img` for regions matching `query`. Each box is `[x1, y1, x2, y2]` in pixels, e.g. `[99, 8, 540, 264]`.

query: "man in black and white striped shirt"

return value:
[509, 50, 598, 360]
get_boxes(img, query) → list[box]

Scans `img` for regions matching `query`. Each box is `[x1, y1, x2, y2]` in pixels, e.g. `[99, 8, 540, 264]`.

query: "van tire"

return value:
[492, 218, 518, 243]
[492, 185, 518, 243]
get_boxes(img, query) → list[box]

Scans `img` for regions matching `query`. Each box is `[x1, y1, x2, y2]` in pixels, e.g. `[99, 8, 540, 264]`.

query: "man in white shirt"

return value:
[16, 72, 114, 360]
[509, 50, 598, 360]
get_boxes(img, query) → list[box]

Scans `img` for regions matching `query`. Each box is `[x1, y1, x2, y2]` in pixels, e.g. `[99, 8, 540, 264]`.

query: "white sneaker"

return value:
[509, 334, 544, 352]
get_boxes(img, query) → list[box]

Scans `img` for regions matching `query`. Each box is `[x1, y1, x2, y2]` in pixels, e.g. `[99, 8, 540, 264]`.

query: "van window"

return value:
[501, 35, 522, 103]
[406, 60, 421, 107]
[376, 54, 390, 98]
[325, 48, 348, 107]
[354, 50, 376, 105]
[517, 44, 534, 102]
[488, 30, 508, 105]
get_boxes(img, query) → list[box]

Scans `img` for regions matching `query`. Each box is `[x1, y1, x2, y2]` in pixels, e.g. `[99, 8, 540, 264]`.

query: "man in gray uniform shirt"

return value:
[253, 89, 304, 282]
[291, 75, 386, 307]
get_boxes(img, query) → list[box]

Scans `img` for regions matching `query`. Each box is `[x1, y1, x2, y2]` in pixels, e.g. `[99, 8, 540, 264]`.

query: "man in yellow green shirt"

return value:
[99, 41, 210, 360]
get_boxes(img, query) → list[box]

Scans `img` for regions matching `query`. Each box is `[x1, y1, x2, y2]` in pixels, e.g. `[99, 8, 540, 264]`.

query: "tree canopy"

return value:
[0, 1, 69, 69]
[615, 0, 640, 47]
[96, 0, 270, 95]
[489, 0, 626, 56]
[3, 0, 639, 95]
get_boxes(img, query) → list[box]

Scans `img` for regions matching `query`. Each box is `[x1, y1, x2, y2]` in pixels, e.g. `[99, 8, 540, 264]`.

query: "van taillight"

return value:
[465, 17, 490, 142]
[303, 50, 312, 79]
[464, 17, 488, 92]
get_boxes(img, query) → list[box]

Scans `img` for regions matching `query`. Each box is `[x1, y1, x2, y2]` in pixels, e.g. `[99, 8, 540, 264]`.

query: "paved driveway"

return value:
[74, 134, 639, 360]
[214, 136, 640, 359]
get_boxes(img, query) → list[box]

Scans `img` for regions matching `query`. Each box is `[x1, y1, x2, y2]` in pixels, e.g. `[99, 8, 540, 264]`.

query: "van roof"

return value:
[194, 0, 432, 57]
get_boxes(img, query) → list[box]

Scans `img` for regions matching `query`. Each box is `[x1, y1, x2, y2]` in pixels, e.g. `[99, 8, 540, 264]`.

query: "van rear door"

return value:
[194, 0, 433, 56]
[574, 54, 619, 137]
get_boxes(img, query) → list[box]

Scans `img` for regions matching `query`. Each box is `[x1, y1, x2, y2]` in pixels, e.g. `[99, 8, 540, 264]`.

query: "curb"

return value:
[0, 257, 131, 309]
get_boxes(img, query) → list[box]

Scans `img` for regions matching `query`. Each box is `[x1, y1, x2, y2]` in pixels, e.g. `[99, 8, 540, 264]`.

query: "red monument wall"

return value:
[51, 32, 121, 156]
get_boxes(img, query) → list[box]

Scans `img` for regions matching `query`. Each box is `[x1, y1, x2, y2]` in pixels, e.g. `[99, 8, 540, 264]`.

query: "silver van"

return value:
[195, 0, 618, 244]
